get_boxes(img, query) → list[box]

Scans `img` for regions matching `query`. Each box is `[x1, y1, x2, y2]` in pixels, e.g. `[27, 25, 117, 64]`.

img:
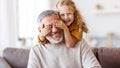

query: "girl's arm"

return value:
[56, 21, 76, 48]
[63, 26, 75, 48]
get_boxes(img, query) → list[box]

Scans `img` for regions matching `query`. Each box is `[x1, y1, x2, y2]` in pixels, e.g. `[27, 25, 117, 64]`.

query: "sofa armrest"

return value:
[0, 56, 11, 68]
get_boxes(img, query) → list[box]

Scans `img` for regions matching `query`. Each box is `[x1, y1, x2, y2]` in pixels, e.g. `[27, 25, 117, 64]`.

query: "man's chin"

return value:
[46, 36, 63, 44]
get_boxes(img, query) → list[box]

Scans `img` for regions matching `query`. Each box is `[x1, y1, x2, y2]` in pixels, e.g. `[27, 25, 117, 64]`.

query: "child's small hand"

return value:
[55, 20, 67, 29]
[40, 25, 51, 37]
[38, 25, 51, 41]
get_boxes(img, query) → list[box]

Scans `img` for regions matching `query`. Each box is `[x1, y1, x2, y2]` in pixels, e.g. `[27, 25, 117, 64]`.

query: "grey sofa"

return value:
[0, 48, 29, 68]
[0, 47, 120, 68]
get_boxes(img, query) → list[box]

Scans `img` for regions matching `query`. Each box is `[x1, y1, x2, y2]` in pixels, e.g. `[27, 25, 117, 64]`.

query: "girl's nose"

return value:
[64, 14, 68, 19]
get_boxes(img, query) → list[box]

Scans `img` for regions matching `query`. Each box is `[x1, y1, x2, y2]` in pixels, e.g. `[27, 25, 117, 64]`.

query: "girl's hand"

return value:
[38, 24, 51, 41]
[55, 20, 67, 30]
[40, 24, 51, 37]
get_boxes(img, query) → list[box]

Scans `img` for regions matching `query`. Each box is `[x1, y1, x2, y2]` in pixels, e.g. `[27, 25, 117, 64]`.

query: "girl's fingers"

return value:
[55, 21, 62, 27]
[43, 26, 51, 36]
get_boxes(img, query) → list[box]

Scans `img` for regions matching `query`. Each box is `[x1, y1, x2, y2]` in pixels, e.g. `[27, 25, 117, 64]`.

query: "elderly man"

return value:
[27, 10, 101, 68]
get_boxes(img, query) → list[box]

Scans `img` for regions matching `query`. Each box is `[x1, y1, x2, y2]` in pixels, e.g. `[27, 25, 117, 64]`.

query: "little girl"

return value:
[38, 0, 88, 48]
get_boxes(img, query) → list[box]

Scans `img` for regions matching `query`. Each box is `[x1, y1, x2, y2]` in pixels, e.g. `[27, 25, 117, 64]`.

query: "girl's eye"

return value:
[68, 13, 72, 16]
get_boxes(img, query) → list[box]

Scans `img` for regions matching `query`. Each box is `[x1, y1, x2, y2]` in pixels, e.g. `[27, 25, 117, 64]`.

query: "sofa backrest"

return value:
[92, 47, 120, 68]
[2, 47, 120, 68]
[3, 48, 30, 68]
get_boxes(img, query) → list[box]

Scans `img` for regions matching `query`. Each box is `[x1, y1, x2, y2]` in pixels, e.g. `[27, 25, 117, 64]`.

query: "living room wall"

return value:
[50, 0, 120, 37]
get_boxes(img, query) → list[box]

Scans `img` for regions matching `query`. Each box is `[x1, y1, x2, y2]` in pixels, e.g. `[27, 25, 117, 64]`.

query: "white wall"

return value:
[1, 0, 120, 50]
[77, 0, 120, 37]
[50, 0, 120, 37]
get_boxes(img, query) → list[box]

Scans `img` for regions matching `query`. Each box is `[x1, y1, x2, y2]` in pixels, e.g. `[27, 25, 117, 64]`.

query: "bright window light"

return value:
[18, 0, 50, 38]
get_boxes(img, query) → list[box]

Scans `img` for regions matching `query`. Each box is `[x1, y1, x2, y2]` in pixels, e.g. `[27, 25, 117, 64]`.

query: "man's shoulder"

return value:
[77, 39, 87, 44]
[75, 39, 88, 47]
[31, 44, 44, 50]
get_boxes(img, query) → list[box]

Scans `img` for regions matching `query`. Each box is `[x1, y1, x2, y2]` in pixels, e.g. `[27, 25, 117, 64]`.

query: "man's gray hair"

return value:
[37, 10, 59, 25]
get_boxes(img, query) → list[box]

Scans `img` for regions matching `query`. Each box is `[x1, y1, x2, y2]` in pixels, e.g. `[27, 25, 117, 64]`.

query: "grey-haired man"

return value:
[27, 10, 101, 68]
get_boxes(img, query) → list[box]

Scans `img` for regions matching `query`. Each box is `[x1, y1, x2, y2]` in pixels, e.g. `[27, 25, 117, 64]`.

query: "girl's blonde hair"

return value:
[56, 0, 88, 33]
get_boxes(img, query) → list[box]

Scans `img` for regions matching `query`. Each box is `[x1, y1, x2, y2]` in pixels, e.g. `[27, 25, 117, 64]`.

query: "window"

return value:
[17, 0, 50, 46]
[18, 0, 50, 38]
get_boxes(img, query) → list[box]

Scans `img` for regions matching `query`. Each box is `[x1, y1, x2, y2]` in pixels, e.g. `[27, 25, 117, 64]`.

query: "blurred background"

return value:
[0, 0, 120, 55]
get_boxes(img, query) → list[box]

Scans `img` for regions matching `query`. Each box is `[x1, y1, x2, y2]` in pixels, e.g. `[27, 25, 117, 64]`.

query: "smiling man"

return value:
[27, 10, 101, 68]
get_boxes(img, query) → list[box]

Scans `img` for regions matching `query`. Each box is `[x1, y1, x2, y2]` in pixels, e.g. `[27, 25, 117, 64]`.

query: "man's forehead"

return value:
[43, 20, 58, 26]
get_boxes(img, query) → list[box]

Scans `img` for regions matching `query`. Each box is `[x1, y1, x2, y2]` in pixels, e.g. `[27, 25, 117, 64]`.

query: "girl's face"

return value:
[59, 5, 74, 26]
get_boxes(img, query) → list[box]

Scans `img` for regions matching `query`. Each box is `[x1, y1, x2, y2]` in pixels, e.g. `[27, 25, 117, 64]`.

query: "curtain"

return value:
[0, 0, 17, 54]
[18, 0, 50, 46]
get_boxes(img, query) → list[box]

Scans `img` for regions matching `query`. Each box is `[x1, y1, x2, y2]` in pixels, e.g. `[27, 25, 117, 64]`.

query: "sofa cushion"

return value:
[0, 56, 11, 68]
[98, 47, 120, 68]
[92, 48, 98, 59]
[3, 48, 30, 68]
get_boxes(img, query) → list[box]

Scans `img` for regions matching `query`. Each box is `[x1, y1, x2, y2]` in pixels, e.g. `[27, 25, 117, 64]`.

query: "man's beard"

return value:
[46, 35, 63, 44]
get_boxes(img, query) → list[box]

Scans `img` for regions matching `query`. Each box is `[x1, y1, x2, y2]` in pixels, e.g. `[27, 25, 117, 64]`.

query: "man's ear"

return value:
[38, 27, 41, 32]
